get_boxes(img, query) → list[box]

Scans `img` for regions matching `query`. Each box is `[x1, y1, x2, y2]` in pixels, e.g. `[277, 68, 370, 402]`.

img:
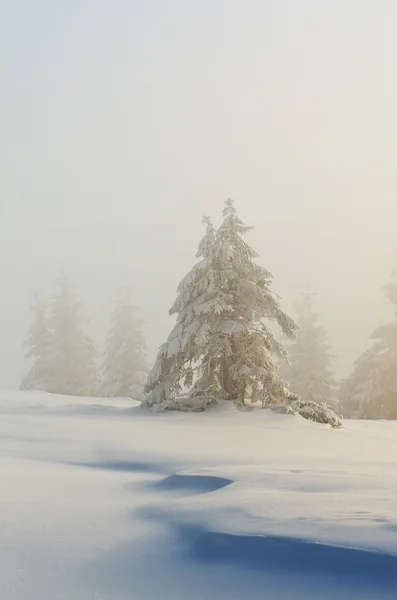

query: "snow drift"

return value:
[1, 390, 396, 599]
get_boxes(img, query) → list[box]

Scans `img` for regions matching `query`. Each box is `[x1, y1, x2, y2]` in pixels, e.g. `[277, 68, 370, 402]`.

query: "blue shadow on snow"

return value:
[69, 459, 166, 474]
[151, 473, 233, 494]
[177, 522, 397, 586]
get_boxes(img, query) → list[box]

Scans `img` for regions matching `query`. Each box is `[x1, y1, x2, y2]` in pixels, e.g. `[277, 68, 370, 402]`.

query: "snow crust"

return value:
[1, 390, 397, 599]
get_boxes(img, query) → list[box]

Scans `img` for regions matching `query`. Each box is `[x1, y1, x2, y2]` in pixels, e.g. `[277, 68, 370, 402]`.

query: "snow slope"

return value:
[1, 390, 397, 599]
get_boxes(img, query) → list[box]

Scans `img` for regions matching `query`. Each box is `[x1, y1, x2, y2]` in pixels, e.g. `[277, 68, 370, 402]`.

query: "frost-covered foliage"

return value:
[289, 398, 341, 428]
[151, 394, 208, 412]
[46, 273, 99, 397]
[101, 287, 147, 400]
[20, 292, 53, 391]
[143, 200, 299, 409]
[340, 274, 397, 419]
[279, 292, 336, 405]
[268, 395, 341, 428]
[261, 379, 341, 428]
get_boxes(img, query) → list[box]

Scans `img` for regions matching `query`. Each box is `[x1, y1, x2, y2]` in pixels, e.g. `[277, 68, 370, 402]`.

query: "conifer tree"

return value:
[47, 273, 98, 396]
[101, 287, 147, 400]
[20, 292, 53, 391]
[279, 292, 336, 405]
[143, 200, 298, 409]
[339, 349, 373, 417]
[340, 274, 397, 419]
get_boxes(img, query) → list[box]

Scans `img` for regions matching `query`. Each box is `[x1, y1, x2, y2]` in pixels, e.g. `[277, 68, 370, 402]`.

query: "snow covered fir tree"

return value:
[20, 291, 53, 392]
[45, 272, 99, 396]
[340, 274, 397, 419]
[101, 286, 147, 400]
[279, 292, 336, 407]
[142, 200, 341, 426]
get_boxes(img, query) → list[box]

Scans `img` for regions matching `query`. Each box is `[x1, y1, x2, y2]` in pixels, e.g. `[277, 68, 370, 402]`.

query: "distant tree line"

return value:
[21, 273, 147, 400]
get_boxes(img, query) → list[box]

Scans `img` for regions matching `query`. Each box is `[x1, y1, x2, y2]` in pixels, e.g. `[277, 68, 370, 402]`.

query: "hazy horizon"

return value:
[2, 1, 397, 387]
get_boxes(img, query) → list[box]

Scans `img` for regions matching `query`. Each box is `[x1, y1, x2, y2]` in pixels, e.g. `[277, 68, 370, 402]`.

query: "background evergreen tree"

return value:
[279, 292, 336, 405]
[47, 272, 98, 396]
[340, 274, 397, 419]
[102, 287, 147, 400]
[20, 291, 53, 391]
[339, 349, 374, 418]
[143, 200, 298, 409]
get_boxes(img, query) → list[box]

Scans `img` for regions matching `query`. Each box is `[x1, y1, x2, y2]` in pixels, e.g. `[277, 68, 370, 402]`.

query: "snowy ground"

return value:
[1, 391, 397, 599]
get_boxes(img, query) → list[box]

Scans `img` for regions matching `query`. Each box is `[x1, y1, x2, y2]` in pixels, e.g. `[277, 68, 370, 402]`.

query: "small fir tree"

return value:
[339, 349, 374, 418]
[102, 287, 147, 400]
[47, 272, 98, 396]
[279, 292, 336, 405]
[20, 291, 53, 391]
[340, 274, 397, 419]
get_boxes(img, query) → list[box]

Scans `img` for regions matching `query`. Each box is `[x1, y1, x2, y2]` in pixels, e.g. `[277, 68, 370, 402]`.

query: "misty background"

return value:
[1, 0, 397, 388]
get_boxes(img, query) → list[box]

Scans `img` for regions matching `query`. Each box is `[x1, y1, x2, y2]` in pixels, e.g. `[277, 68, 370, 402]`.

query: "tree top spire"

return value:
[223, 198, 236, 216]
[299, 290, 318, 303]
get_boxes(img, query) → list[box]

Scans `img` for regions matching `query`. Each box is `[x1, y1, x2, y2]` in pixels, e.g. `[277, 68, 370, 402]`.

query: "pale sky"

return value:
[1, 0, 397, 387]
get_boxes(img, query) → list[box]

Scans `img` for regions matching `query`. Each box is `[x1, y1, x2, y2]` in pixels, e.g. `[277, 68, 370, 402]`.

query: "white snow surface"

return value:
[1, 390, 397, 599]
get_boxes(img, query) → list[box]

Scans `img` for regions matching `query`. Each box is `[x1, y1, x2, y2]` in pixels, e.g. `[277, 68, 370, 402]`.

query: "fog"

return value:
[1, 1, 397, 388]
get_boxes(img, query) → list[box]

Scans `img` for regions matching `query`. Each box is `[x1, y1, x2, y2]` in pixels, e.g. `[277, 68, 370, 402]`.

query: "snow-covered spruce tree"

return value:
[20, 291, 53, 391]
[340, 274, 397, 419]
[143, 200, 300, 410]
[46, 273, 99, 396]
[279, 292, 336, 406]
[101, 287, 147, 400]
